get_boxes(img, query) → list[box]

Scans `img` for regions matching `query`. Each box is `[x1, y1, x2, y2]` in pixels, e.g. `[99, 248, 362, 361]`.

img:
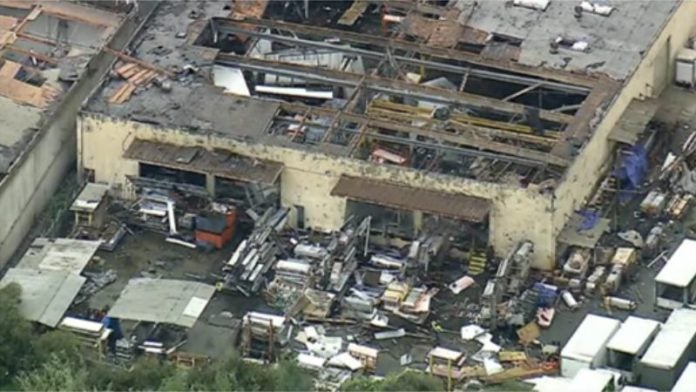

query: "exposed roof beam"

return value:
[278, 103, 569, 167]
[216, 53, 574, 125]
[213, 17, 596, 90]
[503, 82, 542, 102]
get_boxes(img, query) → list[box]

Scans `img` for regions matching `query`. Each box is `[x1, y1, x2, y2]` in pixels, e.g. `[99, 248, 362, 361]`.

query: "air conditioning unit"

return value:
[675, 48, 696, 87]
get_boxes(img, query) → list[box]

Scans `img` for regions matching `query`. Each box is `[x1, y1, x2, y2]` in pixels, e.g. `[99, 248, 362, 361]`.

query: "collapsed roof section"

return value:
[84, 0, 675, 187]
[0, 0, 125, 178]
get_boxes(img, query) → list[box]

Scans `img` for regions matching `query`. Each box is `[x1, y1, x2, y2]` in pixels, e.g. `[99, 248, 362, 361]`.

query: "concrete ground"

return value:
[85, 229, 234, 312]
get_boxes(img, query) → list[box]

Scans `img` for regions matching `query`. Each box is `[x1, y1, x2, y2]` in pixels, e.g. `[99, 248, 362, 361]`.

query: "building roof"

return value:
[71, 183, 109, 212]
[81, 0, 677, 186]
[570, 368, 613, 392]
[655, 239, 696, 287]
[107, 278, 216, 328]
[331, 175, 491, 223]
[606, 316, 661, 355]
[460, 0, 680, 80]
[641, 309, 696, 369]
[0, 268, 85, 327]
[0, 0, 125, 179]
[673, 362, 696, 392]
[561, 314, 620, 362]
[15, 237, 101, 275]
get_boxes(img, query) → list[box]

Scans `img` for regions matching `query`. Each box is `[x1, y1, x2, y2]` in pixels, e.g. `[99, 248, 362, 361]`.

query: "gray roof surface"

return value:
[0, 96, 41, 174]
[462, 0, 679, 80]
[85, 1, 279, 140]
[0, 268, 85, 327]
[71, 182, 109, 212]
[0, 2, 124, 176]
[16, 238, 101, 275]
[107, 278, 216, 328]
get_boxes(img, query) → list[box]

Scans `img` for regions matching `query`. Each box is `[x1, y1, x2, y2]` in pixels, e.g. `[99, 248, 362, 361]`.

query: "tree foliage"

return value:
[342, 370, 444, 392]
[0, 284, 35, 386]
[0, 282, 318, 391]
[16, 355, 88, 392]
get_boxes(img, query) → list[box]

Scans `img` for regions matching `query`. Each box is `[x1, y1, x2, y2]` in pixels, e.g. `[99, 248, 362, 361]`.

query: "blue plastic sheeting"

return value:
[578, 209, 600, 231]
[533, 283, 557, 308]
[615, 145, 647, 201]
[102, 316, 123, 339]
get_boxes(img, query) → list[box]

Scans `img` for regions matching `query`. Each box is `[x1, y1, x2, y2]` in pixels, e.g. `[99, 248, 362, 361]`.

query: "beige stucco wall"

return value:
[553, 1, 696, 240]
[78, 114, 557, 269]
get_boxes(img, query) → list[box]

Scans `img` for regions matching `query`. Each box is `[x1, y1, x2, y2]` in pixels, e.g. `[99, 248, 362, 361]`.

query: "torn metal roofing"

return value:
[107, 278, 216, 328]
[0, 268, 85, 327]
[124, 139, 284, 185]
[331, 175, 491, 223]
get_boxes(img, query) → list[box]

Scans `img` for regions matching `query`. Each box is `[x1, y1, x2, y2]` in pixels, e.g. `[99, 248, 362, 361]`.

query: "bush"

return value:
[342, 370, 444, 392]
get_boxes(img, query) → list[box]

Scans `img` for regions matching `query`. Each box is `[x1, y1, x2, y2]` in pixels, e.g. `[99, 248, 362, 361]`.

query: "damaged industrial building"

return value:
[3, 0, 696, 390]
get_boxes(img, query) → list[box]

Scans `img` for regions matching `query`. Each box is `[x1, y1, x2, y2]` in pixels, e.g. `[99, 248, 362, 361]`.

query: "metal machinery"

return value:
[480, 241, 534, 329]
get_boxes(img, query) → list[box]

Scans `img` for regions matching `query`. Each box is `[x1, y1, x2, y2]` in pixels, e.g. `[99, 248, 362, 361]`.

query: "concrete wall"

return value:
[78, 115, 558, 269]
[0, 3, 159, 268]
[552, 1, 696, 242]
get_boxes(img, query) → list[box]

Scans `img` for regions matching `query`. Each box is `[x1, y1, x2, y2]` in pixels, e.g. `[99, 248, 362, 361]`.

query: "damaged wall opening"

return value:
[139, 163, 206, 188]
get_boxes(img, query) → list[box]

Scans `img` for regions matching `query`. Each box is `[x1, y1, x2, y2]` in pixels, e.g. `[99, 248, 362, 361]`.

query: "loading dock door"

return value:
[330, 175, 491, 223]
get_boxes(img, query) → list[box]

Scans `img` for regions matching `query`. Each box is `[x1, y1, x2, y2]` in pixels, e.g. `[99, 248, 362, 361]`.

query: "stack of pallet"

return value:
[58, 316, 111, 356]
[108, 62, 159, 104]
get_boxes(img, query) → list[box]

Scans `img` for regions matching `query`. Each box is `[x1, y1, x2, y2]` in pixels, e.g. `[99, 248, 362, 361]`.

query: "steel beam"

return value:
[279, 103, 569, 167]
[213, 17, 595, 91]
[274, 114, 545, 167]
[216, 53, 574, 125]
[503, 82, 542, 102]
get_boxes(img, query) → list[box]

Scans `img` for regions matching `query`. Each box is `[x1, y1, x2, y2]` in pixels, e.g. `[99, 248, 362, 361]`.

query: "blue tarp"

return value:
[533, 283, 557, 308]
[102, 316, 123, 340]
[615, 145, 648, 202]
[578, 209, 600, 231]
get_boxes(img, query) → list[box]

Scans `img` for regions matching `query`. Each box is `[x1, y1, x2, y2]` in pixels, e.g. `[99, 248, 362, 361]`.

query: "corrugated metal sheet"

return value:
[331, 176, 490, 222]
[107, 278, 216, 328]
[0, 268, 85, 327]
[124, 139, 283, 185]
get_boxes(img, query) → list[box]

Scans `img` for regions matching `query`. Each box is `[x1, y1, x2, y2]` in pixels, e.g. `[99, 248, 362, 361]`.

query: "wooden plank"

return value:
[0, 75, 50, 107]
[0, 15, 17, 30]
[135, 70, 157, 86]
[116, 63, 137, 75]
[121, 66, 141, 79]
[108, 83, 136, 104]
[338, 1, 369, 26]
[5, 44, 58, 64]
[105, 47, 173, 77]
[0, 59, 21, 78]
[128, 69, 150, 85]
[499, 351, 528, 362]
[41, 2, 120, 28]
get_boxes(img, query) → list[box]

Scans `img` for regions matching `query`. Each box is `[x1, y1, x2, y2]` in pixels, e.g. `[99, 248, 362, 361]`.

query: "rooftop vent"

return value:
[512, 0, 550, 12]
[579, 1, 614, 16]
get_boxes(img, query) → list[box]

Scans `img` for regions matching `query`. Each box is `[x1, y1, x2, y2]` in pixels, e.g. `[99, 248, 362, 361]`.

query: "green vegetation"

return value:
[342, 370, 445, 391]
[3, 282, 506, 392]
[0, 284, 313, 391]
